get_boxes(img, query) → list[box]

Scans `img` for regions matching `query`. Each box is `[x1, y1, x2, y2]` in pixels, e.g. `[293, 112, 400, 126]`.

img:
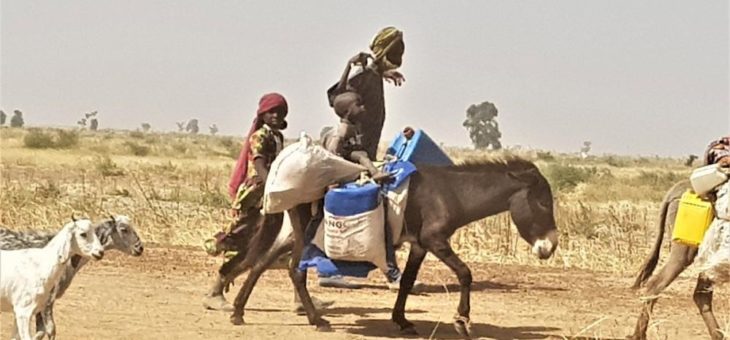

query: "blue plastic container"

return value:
[386, 129, 453, 166]
[324, 182, 380, 216]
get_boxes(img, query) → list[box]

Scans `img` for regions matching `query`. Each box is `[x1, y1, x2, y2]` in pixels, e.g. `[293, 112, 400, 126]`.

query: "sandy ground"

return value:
[1, 247, 725, 340]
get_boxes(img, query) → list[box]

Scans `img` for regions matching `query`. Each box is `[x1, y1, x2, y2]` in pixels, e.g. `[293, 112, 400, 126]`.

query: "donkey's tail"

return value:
[631, 179, 689, 289]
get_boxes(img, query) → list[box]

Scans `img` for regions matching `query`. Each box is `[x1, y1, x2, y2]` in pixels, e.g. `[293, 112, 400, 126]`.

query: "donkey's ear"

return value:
[507, 168, 538, 185]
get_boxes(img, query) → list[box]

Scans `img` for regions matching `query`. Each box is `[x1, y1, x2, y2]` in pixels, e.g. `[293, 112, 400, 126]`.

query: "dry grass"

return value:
[0, 127, 692, 274]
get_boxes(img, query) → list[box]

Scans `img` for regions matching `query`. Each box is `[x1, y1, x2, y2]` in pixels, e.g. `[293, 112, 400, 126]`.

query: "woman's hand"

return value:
[383, 69, 405, 86]
[349, 52, 371, 66]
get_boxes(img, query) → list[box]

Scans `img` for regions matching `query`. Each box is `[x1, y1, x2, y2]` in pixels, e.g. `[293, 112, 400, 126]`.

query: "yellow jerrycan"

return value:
[672, 190, 715, 246]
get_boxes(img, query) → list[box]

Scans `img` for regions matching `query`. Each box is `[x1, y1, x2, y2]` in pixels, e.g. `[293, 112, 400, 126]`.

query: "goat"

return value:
[0, 215, 144, 340]
[0, 219, 104, 340]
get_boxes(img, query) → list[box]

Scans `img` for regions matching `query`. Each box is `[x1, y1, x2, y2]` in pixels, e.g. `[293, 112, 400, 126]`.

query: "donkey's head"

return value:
[104, 215, 144, 256]
[506, 166, 559, 260]
[64, 218, 105, 262]
[218, 211, 265, 254]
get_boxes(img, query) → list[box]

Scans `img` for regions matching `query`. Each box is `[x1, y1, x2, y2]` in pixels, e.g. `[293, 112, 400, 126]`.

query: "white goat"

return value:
[0, 219, 104, 340]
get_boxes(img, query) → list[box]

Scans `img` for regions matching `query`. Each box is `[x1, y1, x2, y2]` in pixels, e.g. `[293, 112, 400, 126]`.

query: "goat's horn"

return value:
[71, 213, 77, 222]
[109, 214, 116, 223]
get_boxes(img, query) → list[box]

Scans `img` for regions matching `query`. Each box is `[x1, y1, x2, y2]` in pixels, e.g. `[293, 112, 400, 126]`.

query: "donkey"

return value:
[0, 215, 144, 340]
[222, 157, 559, 338]
[630, 179, 726, 340]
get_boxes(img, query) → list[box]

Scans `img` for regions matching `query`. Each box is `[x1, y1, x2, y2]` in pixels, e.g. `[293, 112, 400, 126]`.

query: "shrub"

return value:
[172, 142, 188, 155]
[35, 182, 62, 200]
[23, 129, 55, 149]
[543, 163, 597, 192]
[219, 137, 241, 159]
[219, 137, 235, 149]
[23, 129, 79, 149]
[124, 141, 151, 156]
[628, 170, 683, 191]
[54, 130, 79, 148]
[200, 190, 229, 207]
[89, 144, 111, 154]
[536, 151, 555, 162]
[605, 156, 629, 167]
[144, 135, 160, 145]
[96, 155, 125, 177]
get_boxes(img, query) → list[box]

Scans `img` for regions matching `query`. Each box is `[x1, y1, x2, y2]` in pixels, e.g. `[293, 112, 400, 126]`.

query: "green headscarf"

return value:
[370, 26, 404, 71]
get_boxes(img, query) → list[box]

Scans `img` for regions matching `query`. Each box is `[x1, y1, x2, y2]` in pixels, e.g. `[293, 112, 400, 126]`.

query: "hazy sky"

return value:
[1, 1, 728, 156]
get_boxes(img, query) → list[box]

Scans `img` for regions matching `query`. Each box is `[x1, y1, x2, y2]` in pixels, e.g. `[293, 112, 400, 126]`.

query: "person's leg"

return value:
[382, 200, 423, 292]
[383, 212, 402, 284]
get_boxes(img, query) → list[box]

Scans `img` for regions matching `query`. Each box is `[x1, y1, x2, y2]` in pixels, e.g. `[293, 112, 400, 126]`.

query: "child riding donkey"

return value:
[313, 27, 422, 290]
[323, 52, 391, 183]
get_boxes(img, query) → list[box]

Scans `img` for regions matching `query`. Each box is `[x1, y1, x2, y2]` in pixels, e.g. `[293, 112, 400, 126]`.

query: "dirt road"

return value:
[0, 247, 723, 339]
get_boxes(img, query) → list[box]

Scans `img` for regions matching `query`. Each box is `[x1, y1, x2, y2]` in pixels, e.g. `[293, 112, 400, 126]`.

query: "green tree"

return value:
[10, 110, 24, 128]
[186, 119, 199, 134]
[463, 101, 502, 150]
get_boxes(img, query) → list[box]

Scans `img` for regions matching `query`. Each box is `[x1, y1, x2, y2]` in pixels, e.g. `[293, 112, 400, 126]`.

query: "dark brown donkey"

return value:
[225, 157, 559, 338]
[630, 179, 724, 340]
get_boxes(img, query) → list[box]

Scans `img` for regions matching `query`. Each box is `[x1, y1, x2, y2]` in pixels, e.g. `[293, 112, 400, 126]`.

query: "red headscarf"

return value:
[228, 93, 288, 199]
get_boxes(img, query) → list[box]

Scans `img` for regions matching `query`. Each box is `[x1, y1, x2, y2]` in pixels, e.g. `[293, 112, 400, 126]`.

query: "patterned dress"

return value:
[231, 124, 283, 213]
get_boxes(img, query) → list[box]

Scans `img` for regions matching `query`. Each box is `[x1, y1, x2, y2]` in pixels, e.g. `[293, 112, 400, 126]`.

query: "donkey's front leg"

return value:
[427, 239, 473, 338]
[287, 207, 331, 331]
[230, 225, 293, 325]
[203, 251, 248, 312]
[392, 242, 427, 335]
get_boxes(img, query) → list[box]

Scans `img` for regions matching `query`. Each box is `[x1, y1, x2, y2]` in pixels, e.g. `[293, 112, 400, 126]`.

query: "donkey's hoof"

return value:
[203, 294, 234, 312]
[454, 315, 472, 339]
[401, 326, 418, 336]
[315, 320, 332, 332]
[397, 321, 418, 336]
[229, 314, 245, 326]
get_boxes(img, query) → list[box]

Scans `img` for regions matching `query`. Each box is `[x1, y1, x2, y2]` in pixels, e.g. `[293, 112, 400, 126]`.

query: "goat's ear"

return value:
[507, 168, 538, 186]
[57, 227, 75, 264]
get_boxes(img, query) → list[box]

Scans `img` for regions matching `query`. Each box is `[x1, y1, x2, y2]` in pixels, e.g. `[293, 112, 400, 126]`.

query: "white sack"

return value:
[312, 204, 387, 271]
[263, 133, 366, 213]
